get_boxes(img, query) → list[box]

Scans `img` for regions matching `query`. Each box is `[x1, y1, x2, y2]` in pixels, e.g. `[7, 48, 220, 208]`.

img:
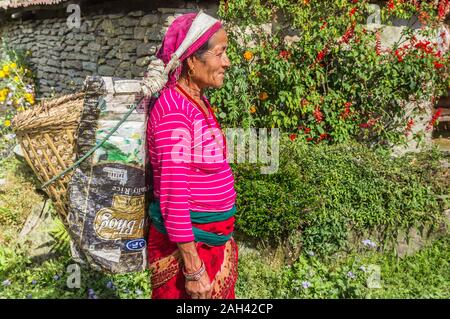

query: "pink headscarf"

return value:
[156, 12, 223, 88]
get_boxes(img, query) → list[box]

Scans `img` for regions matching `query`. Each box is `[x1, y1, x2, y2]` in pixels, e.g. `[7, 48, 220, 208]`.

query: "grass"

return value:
[0, 138, 449, 299]
[236, 237, 450, 299]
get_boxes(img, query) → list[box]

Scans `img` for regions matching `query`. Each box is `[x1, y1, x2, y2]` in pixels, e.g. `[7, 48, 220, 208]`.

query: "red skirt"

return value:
[147, 216, 238, 299]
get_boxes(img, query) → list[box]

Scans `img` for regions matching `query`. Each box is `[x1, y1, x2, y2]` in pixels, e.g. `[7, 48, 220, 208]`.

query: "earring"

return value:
[188, 68, 195, 78]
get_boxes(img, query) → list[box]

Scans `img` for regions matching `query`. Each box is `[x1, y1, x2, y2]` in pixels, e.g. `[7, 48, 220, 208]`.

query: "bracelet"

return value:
[182, 261, 206, 281]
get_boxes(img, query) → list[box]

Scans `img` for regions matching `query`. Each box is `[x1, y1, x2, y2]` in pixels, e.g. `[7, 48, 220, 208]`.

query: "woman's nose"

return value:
[222, 53, 231, 68]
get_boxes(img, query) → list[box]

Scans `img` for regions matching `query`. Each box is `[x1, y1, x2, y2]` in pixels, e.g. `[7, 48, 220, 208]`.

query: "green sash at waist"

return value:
[148, 200, 236, 246]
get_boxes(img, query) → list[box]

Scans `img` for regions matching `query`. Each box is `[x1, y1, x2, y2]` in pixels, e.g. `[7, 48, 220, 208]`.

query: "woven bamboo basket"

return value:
[12, 93, 85, 227]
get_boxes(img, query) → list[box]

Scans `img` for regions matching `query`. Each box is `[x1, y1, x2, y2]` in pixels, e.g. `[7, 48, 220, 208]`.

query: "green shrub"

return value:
[233, 136, 449, 256]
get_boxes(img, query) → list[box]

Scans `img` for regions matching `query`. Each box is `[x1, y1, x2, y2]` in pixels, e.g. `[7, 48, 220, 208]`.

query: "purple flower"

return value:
[88, 288, 97, 299]
[4, 133, 15, 140]
[53, 275, 60, 281]
[347, 271, 356, 279]
[301, 281, 312, 289]
[31, 280, 37, 285]
[2, 279, 11, 286]
[362, 239, 377, 248]
[106, 281, 114, 289]
[307, 251, 315, 256]
[26, 294, 33, 299]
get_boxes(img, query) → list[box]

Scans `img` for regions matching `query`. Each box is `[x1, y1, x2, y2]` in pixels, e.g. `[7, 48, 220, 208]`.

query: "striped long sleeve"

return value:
[147, 87, 237, 243]
[153, 111, 194, 242]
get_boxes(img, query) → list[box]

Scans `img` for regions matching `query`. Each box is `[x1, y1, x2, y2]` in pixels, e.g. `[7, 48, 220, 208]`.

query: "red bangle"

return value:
[182, 261, 205, 281]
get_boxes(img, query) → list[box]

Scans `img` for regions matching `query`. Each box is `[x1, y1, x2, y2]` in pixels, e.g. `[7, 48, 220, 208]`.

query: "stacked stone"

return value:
[0, 2, 218, 97]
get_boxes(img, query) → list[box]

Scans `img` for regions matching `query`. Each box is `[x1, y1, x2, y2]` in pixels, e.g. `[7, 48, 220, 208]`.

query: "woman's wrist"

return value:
[182, 260, 206, 281]
[177, 241, 203, 273]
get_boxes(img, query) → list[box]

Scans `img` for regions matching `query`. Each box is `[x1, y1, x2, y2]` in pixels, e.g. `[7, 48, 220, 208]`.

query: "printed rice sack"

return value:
[67, 76, 152, 273]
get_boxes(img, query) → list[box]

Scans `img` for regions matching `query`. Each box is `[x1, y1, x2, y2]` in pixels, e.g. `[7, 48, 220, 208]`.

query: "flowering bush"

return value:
[0, 40, 36, 135]
[210, 0, 450, 147]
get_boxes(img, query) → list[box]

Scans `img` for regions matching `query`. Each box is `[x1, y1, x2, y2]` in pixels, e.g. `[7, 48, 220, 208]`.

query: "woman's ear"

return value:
[186, 56, 196, 72]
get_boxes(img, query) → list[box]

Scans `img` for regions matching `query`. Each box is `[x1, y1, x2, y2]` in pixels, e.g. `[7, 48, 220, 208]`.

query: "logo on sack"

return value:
[125, 239, 146, 251]
[103, 167, 128, 185]
[94, 194, 145, 240]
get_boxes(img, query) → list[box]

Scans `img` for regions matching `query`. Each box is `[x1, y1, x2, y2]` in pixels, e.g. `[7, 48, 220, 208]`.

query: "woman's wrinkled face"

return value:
[189, 28, 230, 89]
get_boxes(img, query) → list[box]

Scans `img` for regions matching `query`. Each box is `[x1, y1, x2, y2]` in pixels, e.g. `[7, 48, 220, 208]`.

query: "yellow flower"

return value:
[17, 106, 25, 112]
[4, 120, 11, 127]
[0, 71, 5, 78]
[13, 76, 20, 82]
[258, 92, 269, 101]
[3, 65, 10, 74]
[250, 106, 257, 113]
[243, 51, 253, 61]
[0, 88, 8, 102]
[24, 93, 35, 104]
[10, 62, 17, 69]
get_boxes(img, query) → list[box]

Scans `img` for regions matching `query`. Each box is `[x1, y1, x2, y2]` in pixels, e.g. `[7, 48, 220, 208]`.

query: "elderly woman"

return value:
[146, 12, 237, 299]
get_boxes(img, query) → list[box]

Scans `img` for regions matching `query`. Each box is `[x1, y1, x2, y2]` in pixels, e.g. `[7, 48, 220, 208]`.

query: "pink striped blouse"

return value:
[147, 86, 236, 242]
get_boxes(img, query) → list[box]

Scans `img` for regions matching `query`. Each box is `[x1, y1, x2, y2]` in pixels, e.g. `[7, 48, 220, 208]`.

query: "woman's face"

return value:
[189, 28, 231, 89]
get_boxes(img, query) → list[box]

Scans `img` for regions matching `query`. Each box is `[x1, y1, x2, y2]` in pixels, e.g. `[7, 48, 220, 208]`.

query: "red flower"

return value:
[304, 127, 311, 134]
[319, 133, 329, 140]
[320, 21, 328, 30]
[434, 61, 445, 69]
[414, 40, 433, 54]
[340, 26, 355, 44]
[359, 118, 378, 129]
[313, 107, 323, 123]
[387, 0, 395, 11]
[375, 31, 382, 55]
[341, 102, 352, 119]
[306, 137, 314, 142]
[426, 108, 443, 131]
[405, 118, 414, 135]
[349, 7, 357, 16]
[394, 49, 404, 62]
[279, 50, 291, 60]
[289, 133, 297, 141]
[438, 0, 449, 20]
[316, 49, 326, 62]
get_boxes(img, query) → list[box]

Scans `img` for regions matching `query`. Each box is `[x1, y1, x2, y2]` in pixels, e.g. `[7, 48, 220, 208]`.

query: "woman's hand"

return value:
[177, 241, 214, 299]
[185, 270, 214, 299]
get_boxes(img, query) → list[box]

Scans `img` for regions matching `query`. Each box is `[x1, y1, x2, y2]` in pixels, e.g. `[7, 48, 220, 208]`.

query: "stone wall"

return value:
[0, 0, 219, 98]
